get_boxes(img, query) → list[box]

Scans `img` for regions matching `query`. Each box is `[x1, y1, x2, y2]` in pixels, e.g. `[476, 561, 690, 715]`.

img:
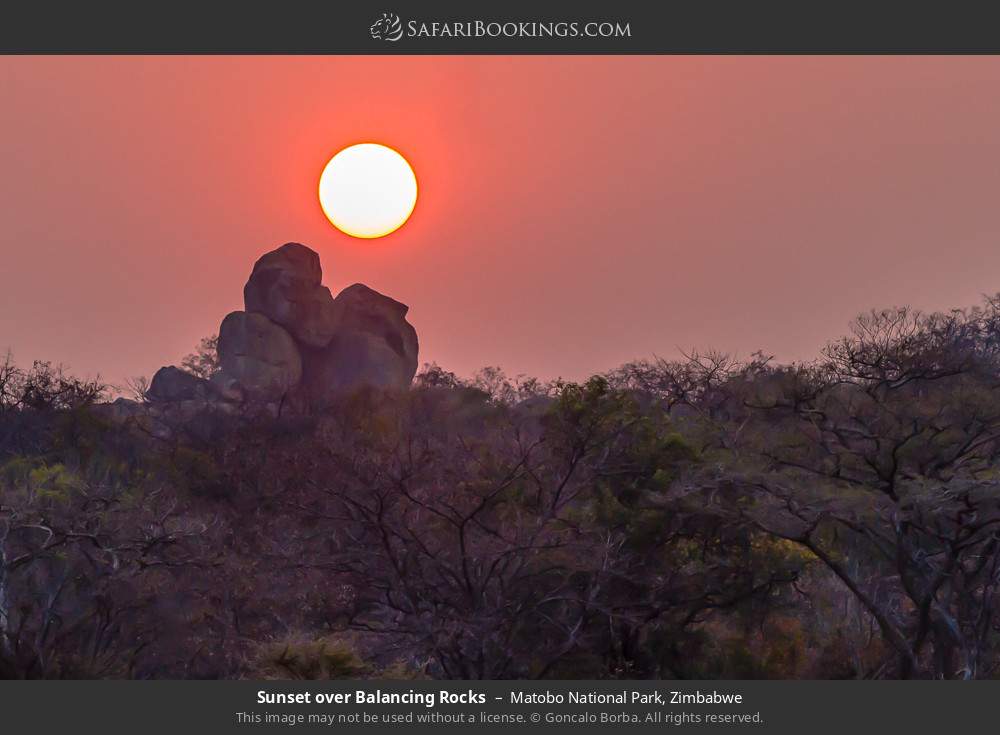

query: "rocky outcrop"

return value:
[145, 242, 421, 410]
[114, 242, 422, 442]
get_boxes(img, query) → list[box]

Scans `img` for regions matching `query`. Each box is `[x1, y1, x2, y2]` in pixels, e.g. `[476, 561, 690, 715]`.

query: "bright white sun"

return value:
[318, 143, 417, 239]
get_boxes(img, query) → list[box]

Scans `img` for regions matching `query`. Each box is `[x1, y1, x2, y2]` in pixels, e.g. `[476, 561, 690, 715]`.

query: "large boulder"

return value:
[147, 366, 214, 402]
[302, 283, 418, 400]
[243, 242, 342, 348]
[217, 311, 302, 400]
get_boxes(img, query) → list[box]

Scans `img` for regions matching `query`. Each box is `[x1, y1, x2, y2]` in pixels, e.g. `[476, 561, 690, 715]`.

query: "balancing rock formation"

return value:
[149, 242, 418, 409]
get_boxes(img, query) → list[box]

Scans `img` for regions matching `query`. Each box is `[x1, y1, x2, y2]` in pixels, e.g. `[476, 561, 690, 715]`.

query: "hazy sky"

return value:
[4, 56, 1000, 387]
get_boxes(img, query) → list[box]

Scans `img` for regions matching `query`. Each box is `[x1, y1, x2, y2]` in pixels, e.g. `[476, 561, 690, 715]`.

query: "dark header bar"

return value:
[4, 0, 1000, 54]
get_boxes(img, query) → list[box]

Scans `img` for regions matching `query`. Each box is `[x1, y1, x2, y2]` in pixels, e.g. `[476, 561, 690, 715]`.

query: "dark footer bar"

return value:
[0, 681, 984, 733]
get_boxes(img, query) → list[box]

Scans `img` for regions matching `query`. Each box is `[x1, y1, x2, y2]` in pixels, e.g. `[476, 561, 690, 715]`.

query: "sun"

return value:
[318, 143, 418, 239]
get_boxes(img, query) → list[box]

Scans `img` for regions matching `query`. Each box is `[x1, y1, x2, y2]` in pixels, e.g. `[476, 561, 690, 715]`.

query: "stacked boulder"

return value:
[148, 242, 418, 409]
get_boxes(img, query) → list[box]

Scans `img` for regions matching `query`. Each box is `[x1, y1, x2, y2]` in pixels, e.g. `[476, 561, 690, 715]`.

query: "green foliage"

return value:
[1, 457, 84, 504]
[27, 463, 81, 502]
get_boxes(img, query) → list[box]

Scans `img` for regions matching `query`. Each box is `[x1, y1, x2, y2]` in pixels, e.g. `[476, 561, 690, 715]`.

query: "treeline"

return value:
[2, 296, 1000, 679]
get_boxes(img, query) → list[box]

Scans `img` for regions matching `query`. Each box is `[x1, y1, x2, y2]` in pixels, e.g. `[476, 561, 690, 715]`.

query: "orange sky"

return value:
[4, 56, 1000, 387]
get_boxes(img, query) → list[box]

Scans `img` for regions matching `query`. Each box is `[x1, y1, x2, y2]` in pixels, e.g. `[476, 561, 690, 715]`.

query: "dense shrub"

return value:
[4, 296, 1000, 678]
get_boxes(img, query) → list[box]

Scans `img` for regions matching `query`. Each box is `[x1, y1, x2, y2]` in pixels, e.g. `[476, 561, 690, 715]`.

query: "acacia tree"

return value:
[692, 302, 1000, 678]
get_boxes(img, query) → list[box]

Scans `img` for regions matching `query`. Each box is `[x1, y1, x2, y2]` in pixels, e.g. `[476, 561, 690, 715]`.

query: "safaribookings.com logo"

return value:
[370, 13, 404, 41]
[370, 13, 631, 42]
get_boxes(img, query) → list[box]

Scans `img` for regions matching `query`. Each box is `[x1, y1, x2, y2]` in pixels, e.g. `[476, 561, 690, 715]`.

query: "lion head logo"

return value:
[370, 13, 403, 42]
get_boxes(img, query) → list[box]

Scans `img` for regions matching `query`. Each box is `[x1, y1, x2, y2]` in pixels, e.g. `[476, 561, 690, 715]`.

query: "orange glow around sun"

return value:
[318, 143, 418, 239]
